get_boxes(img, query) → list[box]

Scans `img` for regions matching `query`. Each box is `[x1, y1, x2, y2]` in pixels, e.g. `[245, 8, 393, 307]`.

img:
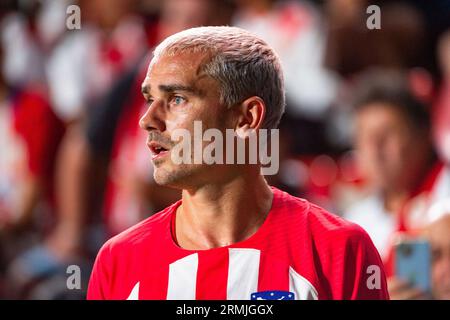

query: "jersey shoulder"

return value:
[273, 187, 373, 247]
[100, 200, 180, 254]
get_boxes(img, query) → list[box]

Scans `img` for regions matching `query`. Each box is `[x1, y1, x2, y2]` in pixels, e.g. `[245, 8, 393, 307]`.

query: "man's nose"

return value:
[139, 100, 166, 132]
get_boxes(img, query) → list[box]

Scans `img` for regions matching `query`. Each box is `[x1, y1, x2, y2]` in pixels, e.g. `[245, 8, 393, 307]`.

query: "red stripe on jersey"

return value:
[257, 250, 290, 293]
[196, 249, 229, 299]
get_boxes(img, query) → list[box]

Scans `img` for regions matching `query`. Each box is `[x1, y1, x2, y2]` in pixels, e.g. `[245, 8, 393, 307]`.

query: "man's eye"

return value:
[146, 98, 154, 106]
[172, 96, 186, 105]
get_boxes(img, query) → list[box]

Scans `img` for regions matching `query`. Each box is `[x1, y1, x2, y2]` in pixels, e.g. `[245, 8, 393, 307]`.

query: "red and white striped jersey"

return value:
[87, 187, 389, 300]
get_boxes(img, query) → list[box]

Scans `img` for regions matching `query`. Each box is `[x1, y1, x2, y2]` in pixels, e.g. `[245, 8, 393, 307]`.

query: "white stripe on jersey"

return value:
[289, 266, 319, 300]
[126, 282, 140, 300]
[167, 253, 198, 300]
[227, 248, 260, 300]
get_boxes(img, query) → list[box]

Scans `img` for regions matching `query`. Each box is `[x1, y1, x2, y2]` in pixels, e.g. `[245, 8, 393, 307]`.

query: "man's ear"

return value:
[234, 96, 266, 137]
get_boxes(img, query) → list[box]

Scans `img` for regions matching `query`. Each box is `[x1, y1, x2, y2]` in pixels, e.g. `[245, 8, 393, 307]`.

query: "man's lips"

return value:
[147, 141, 170, 160]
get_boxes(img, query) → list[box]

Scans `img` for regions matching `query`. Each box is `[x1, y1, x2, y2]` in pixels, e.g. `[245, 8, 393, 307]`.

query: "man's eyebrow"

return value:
[141, 84, 200, 96]
[158, 84, 197, 94]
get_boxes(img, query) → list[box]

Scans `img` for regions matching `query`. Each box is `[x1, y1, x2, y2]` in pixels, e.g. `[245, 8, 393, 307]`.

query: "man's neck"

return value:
[175, 171, 273, 250]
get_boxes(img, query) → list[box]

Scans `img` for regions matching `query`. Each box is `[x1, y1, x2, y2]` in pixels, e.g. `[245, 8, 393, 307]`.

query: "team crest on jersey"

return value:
[250, 291, 295, 300]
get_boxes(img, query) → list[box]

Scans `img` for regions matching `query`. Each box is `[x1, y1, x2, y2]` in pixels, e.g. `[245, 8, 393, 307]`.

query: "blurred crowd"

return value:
[0, 0, 449, 300]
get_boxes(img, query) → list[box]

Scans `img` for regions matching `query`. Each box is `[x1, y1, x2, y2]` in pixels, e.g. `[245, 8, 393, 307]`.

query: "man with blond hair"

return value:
[88, 26, 389, 300]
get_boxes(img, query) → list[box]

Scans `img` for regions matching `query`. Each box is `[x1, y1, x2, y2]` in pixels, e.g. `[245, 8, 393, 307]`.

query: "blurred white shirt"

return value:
[345, 194, 396, 260]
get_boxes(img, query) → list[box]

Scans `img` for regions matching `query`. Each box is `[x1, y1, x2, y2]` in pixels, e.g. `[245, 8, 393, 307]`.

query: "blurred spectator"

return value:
[1, 0, 149, 299]
[232, 0, 338, 156]
[344, 69, 437, 271]
[46, 0, 147, 122]
[0, 33, 65, 297]
[430, 29, 450, 204]
[324, 0, 427, 77]
[322, 0, 437, 154]
[0, 2, 45, 87]
[84, 58, 168, 236]
[389, 33, 450, 300]
[233, 0, 338, 119]
[0, 87, 65, 234]
[425, 199, 450, 300]
[389, 198, 450, 300]
[43, 0, 149, 262]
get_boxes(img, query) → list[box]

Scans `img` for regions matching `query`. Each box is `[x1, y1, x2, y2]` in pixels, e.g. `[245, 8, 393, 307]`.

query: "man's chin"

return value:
[153, 163, 208, 190]
[153, 167, 190, 189]
[153, 172, 177, 188]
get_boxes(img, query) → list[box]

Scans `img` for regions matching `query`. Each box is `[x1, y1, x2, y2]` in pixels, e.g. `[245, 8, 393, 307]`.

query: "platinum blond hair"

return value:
[152, 26, 285, 129]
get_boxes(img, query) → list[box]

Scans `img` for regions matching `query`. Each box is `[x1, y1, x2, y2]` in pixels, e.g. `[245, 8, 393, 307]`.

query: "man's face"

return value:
[355, 103, 420, 191]
[425, 216, 450, 300]
[140, 51, 234, 189]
